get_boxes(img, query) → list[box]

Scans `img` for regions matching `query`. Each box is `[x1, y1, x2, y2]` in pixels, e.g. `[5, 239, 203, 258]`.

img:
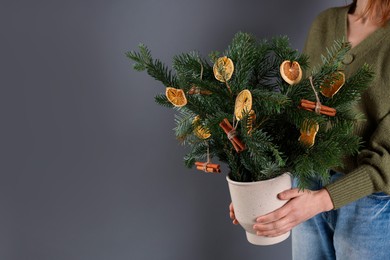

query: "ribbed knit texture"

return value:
[304, 6, 390, 209]
[326, 166, 374, 208]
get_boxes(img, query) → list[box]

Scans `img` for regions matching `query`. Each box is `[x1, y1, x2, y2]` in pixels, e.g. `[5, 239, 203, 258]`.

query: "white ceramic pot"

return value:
[226, 172, 292, 246]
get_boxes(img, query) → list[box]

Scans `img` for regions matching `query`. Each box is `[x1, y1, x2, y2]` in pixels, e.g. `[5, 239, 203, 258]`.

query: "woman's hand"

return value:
[253, 188, 334, 237]
[229, 202, 239, 225]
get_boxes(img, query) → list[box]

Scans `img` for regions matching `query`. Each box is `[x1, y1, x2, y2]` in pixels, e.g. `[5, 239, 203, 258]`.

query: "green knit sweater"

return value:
[303, 5, 390, 209]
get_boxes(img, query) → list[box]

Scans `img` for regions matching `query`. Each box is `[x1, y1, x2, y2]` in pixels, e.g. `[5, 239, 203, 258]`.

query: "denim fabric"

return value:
[292, 173, 390, 260]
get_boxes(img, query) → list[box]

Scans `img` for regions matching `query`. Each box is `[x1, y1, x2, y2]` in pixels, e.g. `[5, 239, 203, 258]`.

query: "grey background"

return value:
[1, 0, 347, 259]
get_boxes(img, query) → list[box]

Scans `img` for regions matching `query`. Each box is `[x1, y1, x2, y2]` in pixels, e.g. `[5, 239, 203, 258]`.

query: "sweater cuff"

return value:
[325, 165, 375, 209]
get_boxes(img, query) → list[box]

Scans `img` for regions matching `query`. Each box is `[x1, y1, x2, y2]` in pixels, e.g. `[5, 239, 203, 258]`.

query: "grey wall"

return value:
[1, 0, 347, 259]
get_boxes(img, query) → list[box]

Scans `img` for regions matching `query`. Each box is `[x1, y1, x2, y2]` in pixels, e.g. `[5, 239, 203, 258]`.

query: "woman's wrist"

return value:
[317, 188, 334, 212]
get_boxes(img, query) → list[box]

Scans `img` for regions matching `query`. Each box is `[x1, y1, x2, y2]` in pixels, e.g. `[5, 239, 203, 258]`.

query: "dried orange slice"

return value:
[213, 56, 234, 82]
[234, 89, 252, 121]
[298, 119, 319, 148]
[165, 87, 187, 107]
[280, 60, 303, 85]
[320, 71, 345, 98]
[193, 116, 211, 139]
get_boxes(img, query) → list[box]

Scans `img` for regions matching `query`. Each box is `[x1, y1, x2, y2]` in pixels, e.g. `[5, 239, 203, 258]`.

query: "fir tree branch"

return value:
[128, 33, 373, 184]
[126, 44, 177, 87]
[154, 94, 173, 108]
[173, 109, 196, 145]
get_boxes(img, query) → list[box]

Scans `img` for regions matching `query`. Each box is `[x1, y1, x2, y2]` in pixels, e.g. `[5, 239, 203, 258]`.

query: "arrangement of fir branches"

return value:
[127, 32, 373, 186]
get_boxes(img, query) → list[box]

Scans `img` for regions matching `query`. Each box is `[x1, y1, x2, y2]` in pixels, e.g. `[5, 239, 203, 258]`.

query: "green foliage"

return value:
[127, 32, 373, 185]
[173, 108, 196, 145]
[126, 44, 177, 87]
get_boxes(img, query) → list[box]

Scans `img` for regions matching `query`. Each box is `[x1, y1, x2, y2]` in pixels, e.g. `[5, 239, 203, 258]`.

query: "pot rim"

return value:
[226, 172, 291, 186]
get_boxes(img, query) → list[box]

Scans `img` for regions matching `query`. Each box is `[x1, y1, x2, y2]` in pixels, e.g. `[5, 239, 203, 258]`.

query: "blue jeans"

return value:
[292, 172, 390, 260]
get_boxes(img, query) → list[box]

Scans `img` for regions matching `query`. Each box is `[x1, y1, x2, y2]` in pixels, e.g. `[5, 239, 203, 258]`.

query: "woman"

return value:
[230, 0, 390, 259]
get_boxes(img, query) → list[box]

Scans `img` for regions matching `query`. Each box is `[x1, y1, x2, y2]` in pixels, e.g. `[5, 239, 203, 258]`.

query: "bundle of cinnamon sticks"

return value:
[299, 99, 336, 117]
[219, 118, 246, 153]
[188, 85, 212, 95]
[195, 162, 221, 173]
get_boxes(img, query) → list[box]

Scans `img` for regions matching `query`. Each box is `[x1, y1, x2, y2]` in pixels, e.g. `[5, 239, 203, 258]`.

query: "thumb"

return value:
[277, 188, 303, 200]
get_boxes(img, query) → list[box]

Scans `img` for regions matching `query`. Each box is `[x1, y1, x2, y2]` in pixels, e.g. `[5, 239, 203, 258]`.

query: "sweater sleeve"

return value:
[326, 112, 390, 209]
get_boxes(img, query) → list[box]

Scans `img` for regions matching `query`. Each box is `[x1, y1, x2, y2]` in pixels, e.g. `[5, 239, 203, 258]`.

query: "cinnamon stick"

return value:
[299, 99, 336, 116]
[196, 165, 221, 173]
[300, 99, 336, 113]
[188, 86, 212, 95]
[195, 162, 220, 169]
[221, 119, 246, 151]
[300, 100, 330, 112]
[300, 107, 336, 116]
[219, 119, 246, 152]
